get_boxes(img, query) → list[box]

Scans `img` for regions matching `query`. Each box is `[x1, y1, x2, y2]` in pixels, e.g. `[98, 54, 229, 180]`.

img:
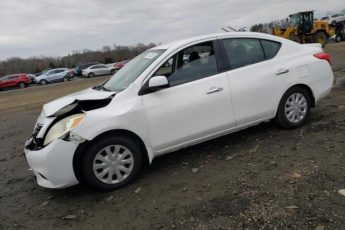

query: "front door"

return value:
[142, 41, 235, 151]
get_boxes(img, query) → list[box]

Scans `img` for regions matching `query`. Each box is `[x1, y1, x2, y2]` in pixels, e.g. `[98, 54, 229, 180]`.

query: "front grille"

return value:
[32, 123, 43, 137]
[26, 124, 44, 150]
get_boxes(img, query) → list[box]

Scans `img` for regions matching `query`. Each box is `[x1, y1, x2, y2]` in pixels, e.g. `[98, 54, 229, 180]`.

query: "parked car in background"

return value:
[35, 68, 52, 77]
[74, 62, 99, 76]
[36, 68, 73, 85]
[24, 32, 334, 191]
[27, 74, 37, 83]
[321, 13, 345, 26]
[114, 59, 130, 70]
[0, 74, 31, 90]
[82, 64, 116, 77]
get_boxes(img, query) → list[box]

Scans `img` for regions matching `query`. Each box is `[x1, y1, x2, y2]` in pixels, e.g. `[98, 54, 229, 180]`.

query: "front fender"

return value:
[72, 99, 154, 162]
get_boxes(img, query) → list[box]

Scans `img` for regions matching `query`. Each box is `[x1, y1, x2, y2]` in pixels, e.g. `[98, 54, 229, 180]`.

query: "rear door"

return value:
[97, 64, 109, 75]
[45, 70, 56, 81]
[142, 40, 236, 151]
[54, 69, 66, 80]
[4, 75, 19, 87]
[90, 65, 102, 75]
[221, 38, 288, 125]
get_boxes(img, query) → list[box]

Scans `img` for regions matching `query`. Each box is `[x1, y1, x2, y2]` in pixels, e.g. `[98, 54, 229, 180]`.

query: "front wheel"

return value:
[88, 72, 95, 78]
[40, 80, 47, 85]
[110, 69, 115, 75]
[274, 87, 311, 129]
[81, 136, 143, 191]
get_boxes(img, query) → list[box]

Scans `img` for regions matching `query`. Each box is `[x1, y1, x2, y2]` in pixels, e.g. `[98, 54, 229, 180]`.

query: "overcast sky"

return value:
[0, 0, 343, 60]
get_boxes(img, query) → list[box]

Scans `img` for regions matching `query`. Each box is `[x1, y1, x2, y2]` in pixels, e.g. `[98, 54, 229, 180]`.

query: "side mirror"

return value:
[139, 75, 169, 95]
[148, 75, 169, 90]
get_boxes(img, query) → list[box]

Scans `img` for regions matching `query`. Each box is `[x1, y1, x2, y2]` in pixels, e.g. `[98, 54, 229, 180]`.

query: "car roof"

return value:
[150, 32, 287, 51]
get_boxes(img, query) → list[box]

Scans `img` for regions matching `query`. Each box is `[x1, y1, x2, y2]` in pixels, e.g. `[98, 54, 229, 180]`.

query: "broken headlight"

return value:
[43, 113, 85, 146]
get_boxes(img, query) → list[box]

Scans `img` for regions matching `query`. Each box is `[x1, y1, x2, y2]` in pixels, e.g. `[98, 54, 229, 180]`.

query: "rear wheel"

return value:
[18, 82, 26, 88]
[275, 87, 311, 129]
[314, 31, 328, 47]
[335, 35, 342, 42]
[88, 72, 95, 78]
[40, 80, 47, 85]
[81, 136, 143, 191]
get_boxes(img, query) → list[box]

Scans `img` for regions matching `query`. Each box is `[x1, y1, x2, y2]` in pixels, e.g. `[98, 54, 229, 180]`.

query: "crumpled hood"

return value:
[42, 88, 115, 117]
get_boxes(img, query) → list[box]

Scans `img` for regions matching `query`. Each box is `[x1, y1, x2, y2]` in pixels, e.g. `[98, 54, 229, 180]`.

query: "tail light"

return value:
[313, 53, 331, 64]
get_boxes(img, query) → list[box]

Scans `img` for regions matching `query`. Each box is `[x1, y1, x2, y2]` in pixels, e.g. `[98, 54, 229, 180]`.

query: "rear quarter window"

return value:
[260, 40, 281, 60]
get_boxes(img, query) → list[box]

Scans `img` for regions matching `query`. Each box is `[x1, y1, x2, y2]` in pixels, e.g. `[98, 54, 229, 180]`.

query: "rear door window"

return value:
[47, 70, 55, 75]
[222, 38, 265, 69]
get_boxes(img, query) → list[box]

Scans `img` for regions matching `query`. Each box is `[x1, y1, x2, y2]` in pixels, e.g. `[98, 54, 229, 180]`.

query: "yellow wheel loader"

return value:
[272, 11, 335, 47]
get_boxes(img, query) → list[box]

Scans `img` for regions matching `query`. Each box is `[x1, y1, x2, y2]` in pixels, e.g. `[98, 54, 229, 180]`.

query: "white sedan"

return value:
[82, 64, 116, 77]
[24, 32, 333, 191]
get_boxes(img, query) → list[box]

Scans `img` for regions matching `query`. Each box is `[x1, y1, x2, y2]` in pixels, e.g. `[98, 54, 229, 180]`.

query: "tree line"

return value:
[0, 43, 156, 76]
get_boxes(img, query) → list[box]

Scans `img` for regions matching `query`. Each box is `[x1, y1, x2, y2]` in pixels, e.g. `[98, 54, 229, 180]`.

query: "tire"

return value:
[314, 31, 328, 47]
[110, 69, 115, 75]
[274, 86, 311, 129]
[40, 80, 47, 85]
[88, 73, 95, 78]
[18, 82, 26, 89]
[335, 35, 342, 42]
[81, 136, 143, 191]
[63, 76, 69, 82]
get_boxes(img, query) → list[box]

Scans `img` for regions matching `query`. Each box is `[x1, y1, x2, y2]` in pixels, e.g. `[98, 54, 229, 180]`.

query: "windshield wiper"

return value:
[101, 86, 111, 92]
[93, 85, 111, 92]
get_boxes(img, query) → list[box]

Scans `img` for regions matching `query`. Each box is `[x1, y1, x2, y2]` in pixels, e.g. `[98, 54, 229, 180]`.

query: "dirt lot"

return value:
[1, 43, 345, 229]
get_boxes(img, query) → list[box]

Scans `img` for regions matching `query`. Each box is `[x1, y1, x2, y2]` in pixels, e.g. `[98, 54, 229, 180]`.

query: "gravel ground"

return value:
[0, 43, 345, 229]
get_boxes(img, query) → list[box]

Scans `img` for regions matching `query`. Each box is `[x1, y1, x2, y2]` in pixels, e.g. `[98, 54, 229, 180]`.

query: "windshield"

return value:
[103, 49, 165, 92]
[290, 14, 300, 27]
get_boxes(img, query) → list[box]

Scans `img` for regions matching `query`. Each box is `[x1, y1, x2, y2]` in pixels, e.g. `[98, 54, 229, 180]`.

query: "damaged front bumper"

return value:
[24, 139, 79, 189]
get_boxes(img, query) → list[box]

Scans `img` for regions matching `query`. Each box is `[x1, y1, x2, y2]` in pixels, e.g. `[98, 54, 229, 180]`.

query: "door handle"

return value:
[275, 68, 289, 75]
[206, 87, 223, 94]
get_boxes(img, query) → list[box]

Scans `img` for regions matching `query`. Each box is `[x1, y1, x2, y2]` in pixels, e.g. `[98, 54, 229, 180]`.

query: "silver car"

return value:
[321, 13, 345, 26]
[36, 68, 73, 85]
[82, 64, 116, 78]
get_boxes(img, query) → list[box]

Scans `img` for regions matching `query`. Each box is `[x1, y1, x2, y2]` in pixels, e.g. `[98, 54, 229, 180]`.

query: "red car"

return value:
[114, 59, 130, 70]
[0, 74, 31, 90]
